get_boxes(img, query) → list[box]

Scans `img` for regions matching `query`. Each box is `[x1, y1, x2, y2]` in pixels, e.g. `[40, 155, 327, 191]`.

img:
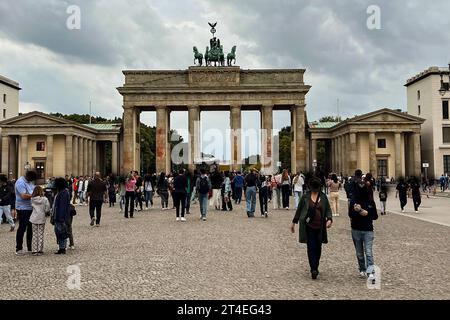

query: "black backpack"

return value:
[199, 177, 209, 194]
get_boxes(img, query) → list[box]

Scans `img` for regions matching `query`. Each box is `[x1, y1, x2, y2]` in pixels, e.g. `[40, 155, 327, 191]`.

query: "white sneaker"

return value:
[69, 245, 75, 250]
[359, 271, 366, 278]
[202, 217, 206, 221]
[368, 273, 375, 284]
[15, 250, 26, 256]
[401, 209, 405, 213]
[176, 217, 180, 222]
[181, 217, 186, 222]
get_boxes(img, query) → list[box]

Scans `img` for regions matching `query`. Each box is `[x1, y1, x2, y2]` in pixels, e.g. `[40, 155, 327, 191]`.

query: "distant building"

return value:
[0, 75, 20, 121]
[406, 66, 450, 178]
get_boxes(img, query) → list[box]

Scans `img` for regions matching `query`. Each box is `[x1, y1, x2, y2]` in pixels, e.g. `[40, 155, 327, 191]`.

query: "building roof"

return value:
[84, 123, 121, 131]
[308, 122, 340, 129]
[405, 66, 450, 87]
[0, 75, 21, 90]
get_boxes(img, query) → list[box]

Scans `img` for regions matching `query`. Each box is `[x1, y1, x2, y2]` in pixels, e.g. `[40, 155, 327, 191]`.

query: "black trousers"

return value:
[306, 226, 322, 272]
[125, 191, 135, 218]
[259, 187, 268, 215]
[399, 194, 407, 210]
[16, 210, 33, 252]
[234, 187, 243, 204]
[89, 200, 103, 225]
[173, 192, 186, 218]
[221, 190, 233, 211]
[413, 196, 421, 211]
[281, 184, 290, 208]
[135, 191, 143, 210]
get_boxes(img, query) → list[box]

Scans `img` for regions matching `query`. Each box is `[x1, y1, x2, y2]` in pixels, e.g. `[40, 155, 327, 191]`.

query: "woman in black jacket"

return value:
[52, 177, 71, 254]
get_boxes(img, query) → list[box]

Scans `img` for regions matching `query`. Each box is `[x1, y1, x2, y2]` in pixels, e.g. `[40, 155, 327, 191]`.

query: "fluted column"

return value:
[78, 137, 83, 176]
[92, 140, 97, 174]
[230, 105, 242, 171]
[395, 132, 403, 178]
[369, 132, 377, 176]
[155, 105, 169, 174]
[294, 104, 306, 173]
[46, 135, 54, 179]
[83, 138, 88, 177]
[345, 134, 350, 176]
[1, 135, 9, 174]
[412, 132, 421, 177]
[20, 135, 28, 177]
[290, 106, 297, 172]
[188, 105, 200, 172]
[111, 140, 118, 175]
[339, 135, 344, 175]
[73, 136, 79, 176]
[87, 139, 92, 176]
[65, 135, 73, 176]
[349, 132, 357, 174]
[261, 104, 273, 174]
[9, 136, 17, 179]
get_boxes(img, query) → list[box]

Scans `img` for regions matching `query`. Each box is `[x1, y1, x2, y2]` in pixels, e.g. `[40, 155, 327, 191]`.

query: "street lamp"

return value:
[439, 62, 450, 96]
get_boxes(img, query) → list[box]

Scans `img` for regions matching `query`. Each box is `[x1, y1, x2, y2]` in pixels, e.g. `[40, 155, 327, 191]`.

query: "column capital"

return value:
[155, 105, 168, 110]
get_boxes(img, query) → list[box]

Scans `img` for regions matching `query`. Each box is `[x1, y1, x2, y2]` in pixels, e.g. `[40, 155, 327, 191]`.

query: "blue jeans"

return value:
[0, 205, 15, 227]
[294, 191, 303, 209]
[144, 191, 153, 208]
[246, 186, 257, 215]
[199, 193, 209, 217]
[351, 229, 375, 274]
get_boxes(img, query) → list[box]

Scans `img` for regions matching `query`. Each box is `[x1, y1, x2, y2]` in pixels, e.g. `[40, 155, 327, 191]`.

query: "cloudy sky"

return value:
[1, 0, 450, 159]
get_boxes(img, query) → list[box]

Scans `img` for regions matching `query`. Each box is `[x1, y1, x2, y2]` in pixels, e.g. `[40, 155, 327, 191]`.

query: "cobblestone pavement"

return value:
[0, 196, 449, 300]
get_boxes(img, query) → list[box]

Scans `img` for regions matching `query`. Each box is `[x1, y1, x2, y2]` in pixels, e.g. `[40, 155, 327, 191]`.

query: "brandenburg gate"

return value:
[117, 67, 311, 174]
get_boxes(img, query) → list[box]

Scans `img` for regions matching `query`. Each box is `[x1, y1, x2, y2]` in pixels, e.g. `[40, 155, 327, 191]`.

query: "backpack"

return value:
[199, 177, 209, 194]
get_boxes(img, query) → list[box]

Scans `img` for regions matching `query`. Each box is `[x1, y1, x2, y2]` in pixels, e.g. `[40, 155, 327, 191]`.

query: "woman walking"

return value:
[172, 169, 188, 221]
[108, 180, 116, 207]
[410, 177, 422, 213]
[379, 181, 388, 215]
[221, 171, 233, 211]
[124, 173, 136, 218]
[395, 177, 409, 213]
[258, 174, 269, 218]
[293, 172, 305, 209]
[327, 174, 341, 217]
[52, 178, 71, 255]
[144, 174, 154, 210]
[290, 177, 333, 279]
[157, 172, 170, 210]
[29, 186, 51, 256]
[281, 169, 291, 210]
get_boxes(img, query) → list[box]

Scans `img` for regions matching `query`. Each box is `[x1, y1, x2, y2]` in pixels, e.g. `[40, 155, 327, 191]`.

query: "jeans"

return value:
[351, 229, 375, 274]
[78, 191, 85, 204]
[54, 222, 68, 250]
[199, 193, 209, 217]
[259, 187, 268, 215]
[173, 192, 186, 218]
[246, 186, 257, 215]
[294, 191, 303, 209]
[281, 184, 290, 208]
[124, 191, 135, 218]
[119, 194, 125, 211]
[306, 226, 322, 272]
[190, 187, 197, 203]
[234, 187, 243, 204]
[145, 191, 154, 208]
[380, 201, 386, 214]
[16, 209, 33, 252]
[185, 192, 192, 213]
[0, 205, 15, 228]
[273, 188, 281, 209]
[89, 199, 103, 225]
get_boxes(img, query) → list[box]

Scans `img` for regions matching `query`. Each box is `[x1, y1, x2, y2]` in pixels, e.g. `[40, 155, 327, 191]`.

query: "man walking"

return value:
[233, 171, 244, 204]
[196, 168, 212, 221]
[15, 170, 37, 255]
[86, 172, 107, 227]
[245, 169, 258, 217]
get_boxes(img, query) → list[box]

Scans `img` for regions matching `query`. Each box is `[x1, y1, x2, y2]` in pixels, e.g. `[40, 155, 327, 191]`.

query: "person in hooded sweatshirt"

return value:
[29, 186, 51, 256]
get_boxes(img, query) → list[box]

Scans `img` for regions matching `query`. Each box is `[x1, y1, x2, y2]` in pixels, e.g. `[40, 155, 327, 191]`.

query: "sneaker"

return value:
[32, 252, 40, 256]
[95, 224, 100, 227]
[90, 217, 95, 226]
[10, 226, 15, 232]
[359, 271, 367, 278]
[401, 209, 405, 213]
[202, 217, 206, 221]
[311, 270, 319, 280]
[265, 212, 268, 218]
[368, 273, 375, 284]
[54, 249, 66, 255]
[176, 217, 181, 222]
[15, 250, 26, 256]
[69, 246, 75, 250]
[181, 217, 186, 222]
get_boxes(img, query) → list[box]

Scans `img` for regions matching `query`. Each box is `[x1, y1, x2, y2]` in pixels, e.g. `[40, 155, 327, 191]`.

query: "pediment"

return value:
[0, 112, 74, 126]
[349, 109, 424, 124]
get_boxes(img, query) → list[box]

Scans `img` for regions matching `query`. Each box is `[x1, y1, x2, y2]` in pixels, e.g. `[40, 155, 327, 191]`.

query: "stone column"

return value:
[311, 138, 317, 172]
[20, 135, 28, 177]
[332, 138, 337, 172]
[188, 105, 200, 172]
[72, 136, 78, 176]
[87, 139, 92, 176]
[349, 132, 357, 174]
[336, 137, 341, 174]
[155, 105, 169, 174]
[65, 135, 73, 176]
[339, 135, 344, 175]
[305, 135, 310, 173]
[230, 105, 242, 171]
[1, 135, 9, 174]
[294, 104, 306, 173]
[83, 138, 88, 177]
[122, 106, 137, 173]
[290, 106, 297, 172]
[395, 132, 402, 178]
[261, 104, 273, 174]
[46, 135, 54, 179]
[345, 134, 350, 176]
[369, 132, 377, 176]
[412, 132, 421, 177]
[78, 137, 83, 176]
[112, 140, 118, 175]
[92, 140, 97, 174]
[9, 136, 17, 179]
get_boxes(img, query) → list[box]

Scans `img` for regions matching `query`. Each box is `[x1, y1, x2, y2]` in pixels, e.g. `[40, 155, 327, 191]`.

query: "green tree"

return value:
[318, 116, 342, 123]
[277, 126, 292, 172]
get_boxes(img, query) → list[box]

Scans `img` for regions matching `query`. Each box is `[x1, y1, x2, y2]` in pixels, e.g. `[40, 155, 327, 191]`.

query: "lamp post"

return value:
[439, 62, 450, 96]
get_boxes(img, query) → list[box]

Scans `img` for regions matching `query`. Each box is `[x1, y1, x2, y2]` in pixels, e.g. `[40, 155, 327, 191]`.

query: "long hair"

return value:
[158, 172, 166, 186]
[331, 173, 338, 183]
[282, 169, 289, 180]
[32, 186, 44, 197]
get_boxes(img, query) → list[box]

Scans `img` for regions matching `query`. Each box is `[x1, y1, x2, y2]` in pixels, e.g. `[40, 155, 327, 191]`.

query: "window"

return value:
[418, 105, 421, 116]
[2, 109, 5, 119]
[443, 127, 450, 144]
[377, 139, 386, 148]
[444, 155, 450, 174]
[2, 94, 5, 103]
[35, 162, 45, 180]
[377, 159, 388, 177]
[443, 101, 449, 120]
[36, 142, 45, 151]
[417, 90, 420, 100]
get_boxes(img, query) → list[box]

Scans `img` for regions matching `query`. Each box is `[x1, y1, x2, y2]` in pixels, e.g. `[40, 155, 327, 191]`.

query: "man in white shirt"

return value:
[293, 172, 305, 209]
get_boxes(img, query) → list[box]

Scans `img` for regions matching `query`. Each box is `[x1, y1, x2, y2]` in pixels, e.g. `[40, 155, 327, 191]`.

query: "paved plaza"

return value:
[0, 195, 449, 300]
